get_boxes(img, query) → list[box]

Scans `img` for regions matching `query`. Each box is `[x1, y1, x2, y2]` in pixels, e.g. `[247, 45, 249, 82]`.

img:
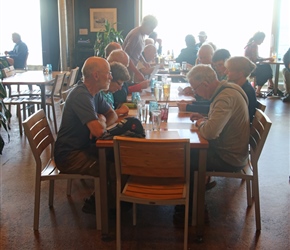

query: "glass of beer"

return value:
[163, 82, 171, 98]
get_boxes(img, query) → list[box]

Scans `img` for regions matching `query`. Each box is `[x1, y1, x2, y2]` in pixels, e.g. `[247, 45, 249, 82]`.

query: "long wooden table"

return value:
[96, 107, 208, 238]
[2, 70, 66, 111]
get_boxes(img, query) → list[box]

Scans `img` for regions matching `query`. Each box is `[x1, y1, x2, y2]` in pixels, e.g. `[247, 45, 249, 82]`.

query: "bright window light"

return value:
[0, 0, 42, 65]
[142, 0, 274, 58]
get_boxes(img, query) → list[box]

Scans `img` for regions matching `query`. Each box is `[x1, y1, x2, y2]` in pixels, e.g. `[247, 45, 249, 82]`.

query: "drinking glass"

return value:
[160, 103, 169, 122]
[141, 105, 148, 123]
[154, 83, 162, 101]
[163, 82, 171, 98]
[152, 110, 161, 131]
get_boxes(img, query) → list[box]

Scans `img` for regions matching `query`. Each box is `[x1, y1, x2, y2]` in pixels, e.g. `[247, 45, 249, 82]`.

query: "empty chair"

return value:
[192, 109, 272, 230]
[23, 73, 66, 133]
[113, 136, 190, 250]
[256, 100, 266, 112]
[67, 67, 79, 88]
[22, 109, 102, 230]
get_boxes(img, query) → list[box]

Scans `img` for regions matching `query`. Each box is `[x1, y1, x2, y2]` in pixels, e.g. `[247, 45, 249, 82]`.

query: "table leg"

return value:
[273, 64, 280, 95]
[99, 148, 109, 236]
[39, 85, 46, 112]
[196, 149, 207, 239]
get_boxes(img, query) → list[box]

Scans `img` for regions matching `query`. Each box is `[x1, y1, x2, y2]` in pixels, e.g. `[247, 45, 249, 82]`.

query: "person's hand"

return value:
[190, 112, 204, 122]
[177, 101, 191, 111]
[116, 104, 129, 116]
[180, 86, 194, 96]
[139, 80, 150, 89]
[143, 61, 151, 69]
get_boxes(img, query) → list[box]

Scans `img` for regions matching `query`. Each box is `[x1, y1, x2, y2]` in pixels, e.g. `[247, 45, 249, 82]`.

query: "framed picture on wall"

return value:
[90, 8, 117, 32]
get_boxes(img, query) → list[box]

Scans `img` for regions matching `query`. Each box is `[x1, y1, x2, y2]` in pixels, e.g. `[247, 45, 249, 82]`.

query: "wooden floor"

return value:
[1, 93, 289, 250]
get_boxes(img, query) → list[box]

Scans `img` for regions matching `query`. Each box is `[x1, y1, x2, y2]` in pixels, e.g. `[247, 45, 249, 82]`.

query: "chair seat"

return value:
[123, 176, 186, 201]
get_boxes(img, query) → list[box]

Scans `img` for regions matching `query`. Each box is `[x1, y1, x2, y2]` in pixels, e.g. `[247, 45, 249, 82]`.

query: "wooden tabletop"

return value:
[2, 71, 67, 85]
[96, 107, 208, 149]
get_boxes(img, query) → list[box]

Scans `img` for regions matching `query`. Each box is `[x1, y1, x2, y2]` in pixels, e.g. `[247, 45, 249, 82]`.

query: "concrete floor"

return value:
[1, 93, 289, 250]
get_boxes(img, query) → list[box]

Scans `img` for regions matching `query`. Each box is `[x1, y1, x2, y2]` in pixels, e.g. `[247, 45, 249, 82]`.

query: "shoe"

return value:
[82, 195, 96, 214]
[277, 89, 285, 97]
[282, 94, 290, 102]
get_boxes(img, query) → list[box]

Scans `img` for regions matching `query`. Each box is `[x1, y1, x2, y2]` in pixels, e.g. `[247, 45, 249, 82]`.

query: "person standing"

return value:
[195, 31, 207, 51]
[244, 31, 274, 97]
[4, 32, 28, 69]
[122, 15, 158, 82]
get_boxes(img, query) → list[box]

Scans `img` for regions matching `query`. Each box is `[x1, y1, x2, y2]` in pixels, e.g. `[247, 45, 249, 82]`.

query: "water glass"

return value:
[132, 92, 141, 104]
[152, 110, 161, 131]
[141, 105, 148, 123]
[154, 83, 162, 101]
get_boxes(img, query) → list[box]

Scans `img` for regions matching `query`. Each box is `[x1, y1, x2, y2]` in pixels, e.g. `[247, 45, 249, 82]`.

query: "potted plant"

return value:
[94, 20, 124, 58]
[0, 81, 11, 154]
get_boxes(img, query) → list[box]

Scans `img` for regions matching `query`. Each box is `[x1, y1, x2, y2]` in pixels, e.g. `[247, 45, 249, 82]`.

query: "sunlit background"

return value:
[0, 0, 289, 66]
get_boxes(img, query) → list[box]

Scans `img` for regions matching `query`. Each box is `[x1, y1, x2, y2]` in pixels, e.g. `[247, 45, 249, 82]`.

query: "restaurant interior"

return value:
[0, 0, 289, 249]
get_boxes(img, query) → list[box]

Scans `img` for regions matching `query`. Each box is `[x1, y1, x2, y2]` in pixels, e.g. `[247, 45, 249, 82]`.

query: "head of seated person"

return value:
[104, 42, 122, 58]
[185, 34, 196, 48]
[107, 49, 130, 68]
[108, 62, 131, 94]
[197, 44, 214, 65]
[212, 49, 231, 81]
[142, 44, 157, 63]
[145, 38, 154, 46]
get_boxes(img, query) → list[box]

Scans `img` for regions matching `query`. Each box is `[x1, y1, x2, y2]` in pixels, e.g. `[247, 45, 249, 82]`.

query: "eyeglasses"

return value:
[97, 71, 112, 76]
[191, 82, 204, 93]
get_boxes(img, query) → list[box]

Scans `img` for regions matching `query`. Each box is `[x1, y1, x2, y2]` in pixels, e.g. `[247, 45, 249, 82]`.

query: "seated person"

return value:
[178, 56, 257, 124]
[188, 65, 250, 173]
[107, 49, 150, 108]
[175, 34, 198, 66]
[212, 49, 231, 81]
[145, 38, 154, 46]
[244, 31, 274, 97]
[282, 48, 290, 102]
[136, 44, 157, 78]
[99, 62, 131, 117]
[4, 32, 28, 69]
[195, 31, 207, 51]
[196, 43, 214, 65]
[149, 31, 162, 55]
[224, 56, 257, 122]
[54, 57, 118, 176]
[104, 42, 122, 58]
[54, 57, 118, 213]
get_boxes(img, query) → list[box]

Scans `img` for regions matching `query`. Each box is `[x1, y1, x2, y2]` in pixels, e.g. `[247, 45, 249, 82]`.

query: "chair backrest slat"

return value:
[23, 109, 54, 161]
[52, 73, 66, 97]
[114, 137, 189, 178]
[67, 67, 79, 87]
[250, 109, 272, 162]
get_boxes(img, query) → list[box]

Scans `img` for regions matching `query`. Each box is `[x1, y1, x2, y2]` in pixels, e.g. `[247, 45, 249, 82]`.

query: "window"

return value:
[0, 0, 42, 65]
[141, 0, 276, 58]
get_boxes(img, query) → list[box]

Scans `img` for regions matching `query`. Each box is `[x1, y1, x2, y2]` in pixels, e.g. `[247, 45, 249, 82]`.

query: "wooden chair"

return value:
[113, 136, 190, 250]
[22, 109, 101, 230]
[192, 109, 272, 230]
[23, 73, 66, 133]
[256, 100, 266, 112]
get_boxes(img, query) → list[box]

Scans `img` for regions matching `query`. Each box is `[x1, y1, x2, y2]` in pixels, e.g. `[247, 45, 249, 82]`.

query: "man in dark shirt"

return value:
[5, 33, 28, 69]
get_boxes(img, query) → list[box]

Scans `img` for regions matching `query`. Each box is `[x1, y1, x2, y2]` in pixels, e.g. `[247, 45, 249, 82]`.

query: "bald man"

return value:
[197, 44, 214, 65]
[104, 42, 122, 58]
[54, 57, 117, 177]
